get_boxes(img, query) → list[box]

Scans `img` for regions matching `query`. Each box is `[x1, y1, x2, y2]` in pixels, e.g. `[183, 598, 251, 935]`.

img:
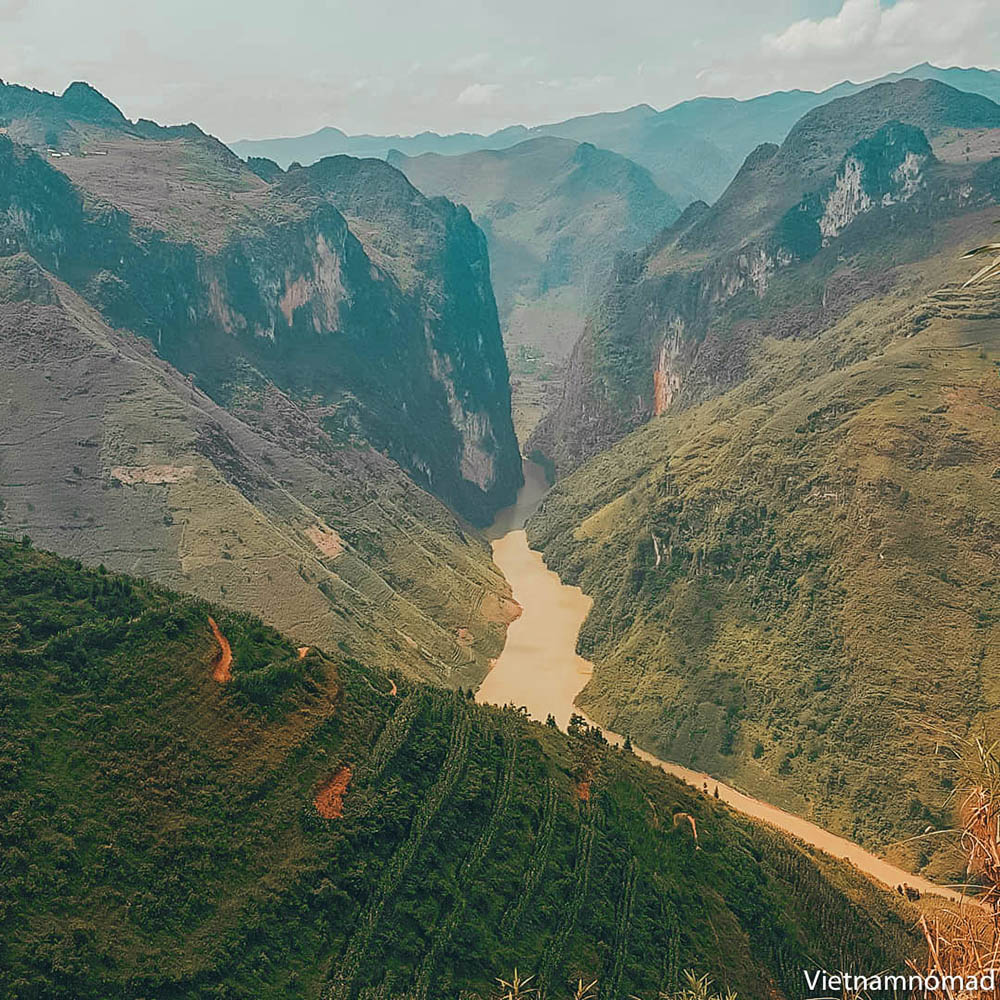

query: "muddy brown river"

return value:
[477, 460, 971, 905]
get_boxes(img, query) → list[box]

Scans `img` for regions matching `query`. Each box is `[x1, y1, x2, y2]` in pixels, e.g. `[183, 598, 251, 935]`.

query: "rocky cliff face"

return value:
[393, 136, 680, 439]
[0, 87, 521, 525]
[531, 81, 1000, 474]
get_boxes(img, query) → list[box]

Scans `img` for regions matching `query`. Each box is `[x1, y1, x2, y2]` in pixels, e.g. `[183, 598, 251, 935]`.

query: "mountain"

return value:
[0, 79, 527, 689]
[531, 79, 1000, 470]
[0, 252, 518, 690]
[0, 539, 922, 997]
[0, 79, 522, 527]
[229, 64, 1000, 206]
[392, 137, 681, 437]
[522, 79, 1000, 873]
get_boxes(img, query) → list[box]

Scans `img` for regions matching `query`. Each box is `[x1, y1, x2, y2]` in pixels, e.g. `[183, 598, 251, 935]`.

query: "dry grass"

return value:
[911, 735, 1000, 999]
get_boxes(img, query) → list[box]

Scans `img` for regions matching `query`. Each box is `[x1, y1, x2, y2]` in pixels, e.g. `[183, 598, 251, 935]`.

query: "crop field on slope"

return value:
[0, 541, 921, 999]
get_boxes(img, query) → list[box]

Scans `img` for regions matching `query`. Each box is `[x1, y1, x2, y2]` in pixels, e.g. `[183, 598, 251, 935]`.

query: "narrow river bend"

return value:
[476, 460, 971, 906]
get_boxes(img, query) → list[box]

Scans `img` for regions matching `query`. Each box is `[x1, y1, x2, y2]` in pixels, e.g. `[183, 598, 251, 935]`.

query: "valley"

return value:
[2, 47, 1000, 998]
[478, 462, 971, 905]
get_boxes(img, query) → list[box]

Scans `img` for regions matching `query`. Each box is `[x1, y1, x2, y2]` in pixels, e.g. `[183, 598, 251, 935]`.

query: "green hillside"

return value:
[527, 231, 1000, 879]
[0, 541, 921, 998]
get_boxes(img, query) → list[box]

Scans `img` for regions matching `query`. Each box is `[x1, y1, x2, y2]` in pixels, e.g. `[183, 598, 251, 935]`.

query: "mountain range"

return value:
[2, 60, 1000, 996]
[230, 64, 1000, 205]
[524, 78, 1000, 874]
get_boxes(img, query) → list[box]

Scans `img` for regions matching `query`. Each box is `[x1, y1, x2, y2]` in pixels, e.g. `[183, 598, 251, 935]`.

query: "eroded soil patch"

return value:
[315, 765, 352, 818]
[207, 616, 233, 683]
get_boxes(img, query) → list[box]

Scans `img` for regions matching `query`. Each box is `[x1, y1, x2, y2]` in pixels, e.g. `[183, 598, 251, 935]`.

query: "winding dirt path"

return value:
[207, 616, 233, 683]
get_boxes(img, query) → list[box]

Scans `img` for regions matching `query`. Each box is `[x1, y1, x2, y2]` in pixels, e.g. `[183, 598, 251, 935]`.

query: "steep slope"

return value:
[528, 250, 1000, 877]
[523, 82, 1000, 874]
[532, 80, 1000, 473]
[0, 81, 521, 525]
[0, 541, 923, 998]
[0, 253, 517, 689]
[229, 63, 1000, 206]
[393, 137, 680, 437]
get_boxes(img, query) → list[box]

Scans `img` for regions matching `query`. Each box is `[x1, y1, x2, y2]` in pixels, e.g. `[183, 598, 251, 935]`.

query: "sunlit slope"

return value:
[528, 238, 1000, 878]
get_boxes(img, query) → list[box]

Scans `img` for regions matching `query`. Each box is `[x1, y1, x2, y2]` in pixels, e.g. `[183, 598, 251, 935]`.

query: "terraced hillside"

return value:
[0, 80, 521, 525]
[0, 541, 923, 998]
[527, 218, 1000, 878]
[0, 253, 516, 689]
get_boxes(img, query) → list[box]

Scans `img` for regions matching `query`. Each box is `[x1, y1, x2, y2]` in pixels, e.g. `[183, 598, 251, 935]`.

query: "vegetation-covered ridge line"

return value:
[1, 538, 922, 997]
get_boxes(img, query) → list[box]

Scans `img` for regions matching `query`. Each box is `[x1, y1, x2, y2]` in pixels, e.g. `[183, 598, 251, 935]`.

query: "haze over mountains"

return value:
[231, 63, 1000, 205]
[391, 137, 680, 437]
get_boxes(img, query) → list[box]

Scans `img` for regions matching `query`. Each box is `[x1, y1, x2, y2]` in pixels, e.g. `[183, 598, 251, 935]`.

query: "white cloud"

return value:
[456, 82, 501, 105]
[764, 0, 992, 63]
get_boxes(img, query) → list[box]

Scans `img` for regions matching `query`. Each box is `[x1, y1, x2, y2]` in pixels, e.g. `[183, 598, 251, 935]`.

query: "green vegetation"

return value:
[0, 542, 921, 997]
[524, 81, 1000, 878]
[528, 242, 1000, 878]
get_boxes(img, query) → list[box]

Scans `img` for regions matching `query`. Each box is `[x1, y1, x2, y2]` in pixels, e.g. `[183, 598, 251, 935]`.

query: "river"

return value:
[476, 460, 971, 906]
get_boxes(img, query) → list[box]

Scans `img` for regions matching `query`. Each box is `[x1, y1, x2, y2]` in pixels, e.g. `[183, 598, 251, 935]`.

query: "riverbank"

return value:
[476, 460, 975, 907]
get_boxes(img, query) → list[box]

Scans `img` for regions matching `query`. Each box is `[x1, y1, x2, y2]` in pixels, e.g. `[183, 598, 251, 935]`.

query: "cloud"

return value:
[764, 0, 992, 62]
[456, 82, 501, 106]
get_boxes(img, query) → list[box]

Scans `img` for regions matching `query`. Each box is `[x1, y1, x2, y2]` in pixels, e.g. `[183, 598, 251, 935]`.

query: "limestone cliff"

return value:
[0, 83, 522, 524]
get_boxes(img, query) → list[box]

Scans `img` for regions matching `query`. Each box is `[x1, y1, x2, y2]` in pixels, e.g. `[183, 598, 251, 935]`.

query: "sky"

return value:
[1, 0, 999, 141]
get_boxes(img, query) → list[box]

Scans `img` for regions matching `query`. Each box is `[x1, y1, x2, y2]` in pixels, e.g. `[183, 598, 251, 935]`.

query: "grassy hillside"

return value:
[527, 232, 1000, 878]
[0, 541, 922, 998]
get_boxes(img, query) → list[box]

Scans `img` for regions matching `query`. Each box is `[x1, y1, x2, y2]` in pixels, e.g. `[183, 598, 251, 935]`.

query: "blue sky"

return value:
[1, 0, 997, 139]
